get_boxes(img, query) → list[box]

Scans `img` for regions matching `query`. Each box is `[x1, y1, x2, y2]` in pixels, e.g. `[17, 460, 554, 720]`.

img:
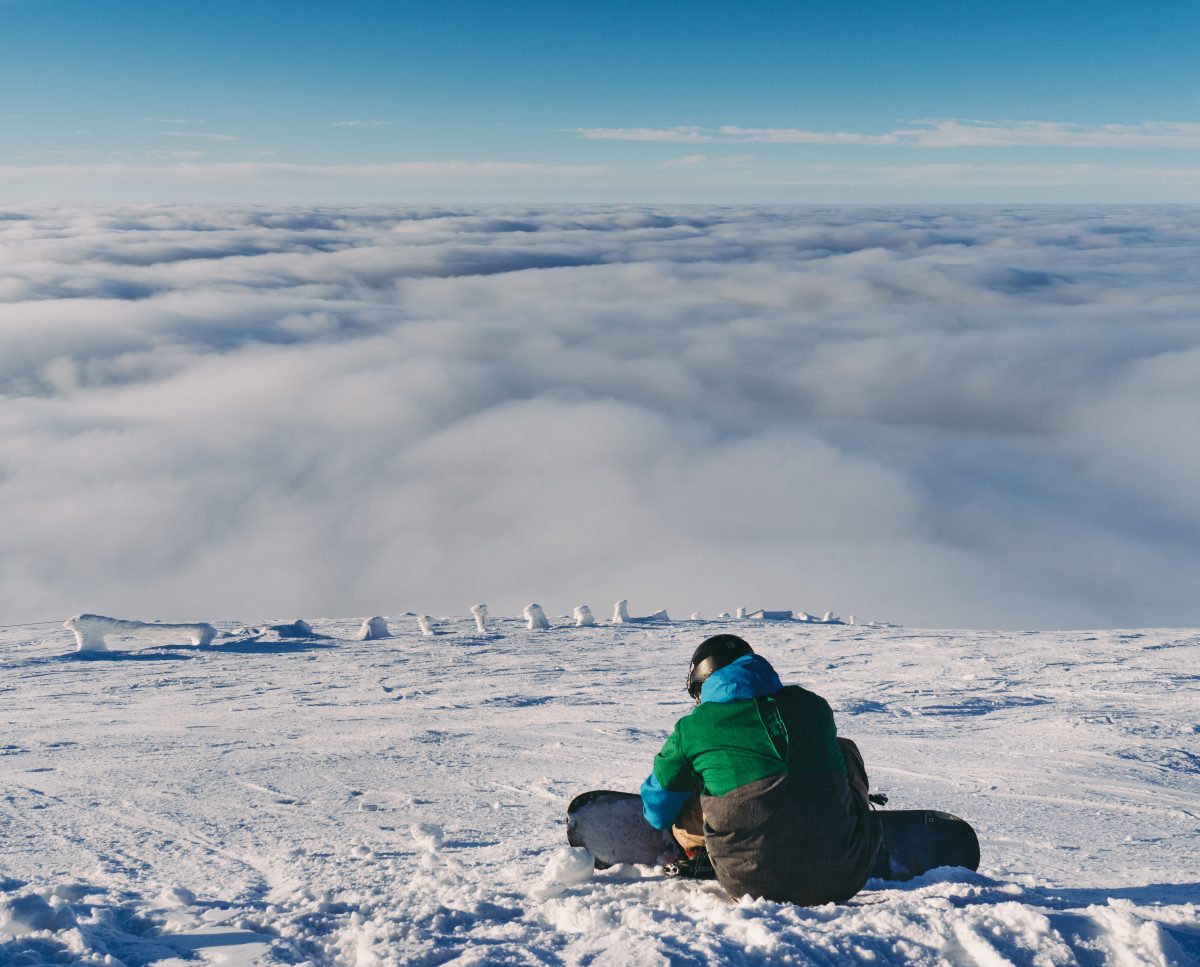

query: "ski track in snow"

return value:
[0, 619, 1197, 965]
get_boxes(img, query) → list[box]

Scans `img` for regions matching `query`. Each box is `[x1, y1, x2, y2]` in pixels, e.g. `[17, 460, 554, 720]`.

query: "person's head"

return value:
[686, 634, 753, 703]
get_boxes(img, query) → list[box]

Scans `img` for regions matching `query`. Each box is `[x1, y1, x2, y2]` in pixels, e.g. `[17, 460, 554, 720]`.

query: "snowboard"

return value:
[566, 790, 980, 883]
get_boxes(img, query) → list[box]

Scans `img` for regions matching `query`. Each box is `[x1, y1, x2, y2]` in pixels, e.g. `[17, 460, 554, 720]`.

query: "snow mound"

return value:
[543, 848, 595, 887]
[159, 884, 196, 907]
[532, 847, 596, 899]
[64, 613, 216, 652]
[356, 616, 391, 640]
[417, 615, 437, 636]
[574, 605, 595, 627]
[410, 823, 444, 851]
[0, 892, 75, 935]
[218, 618, 331, 645]
[262, 619, 316, 638]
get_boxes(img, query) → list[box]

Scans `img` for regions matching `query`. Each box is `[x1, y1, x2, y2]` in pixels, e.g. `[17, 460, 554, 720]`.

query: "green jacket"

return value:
[642, 654, 846, 822]
[653, 681, 846, 796]
[642, 653, 880, 905]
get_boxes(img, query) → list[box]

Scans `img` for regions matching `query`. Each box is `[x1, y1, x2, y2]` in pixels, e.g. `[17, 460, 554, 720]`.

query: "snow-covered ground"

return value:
[1, 616, 1197, 965]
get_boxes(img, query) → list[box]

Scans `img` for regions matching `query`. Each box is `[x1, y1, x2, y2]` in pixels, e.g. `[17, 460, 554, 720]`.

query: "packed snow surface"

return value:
[0, 617, 1197, 965]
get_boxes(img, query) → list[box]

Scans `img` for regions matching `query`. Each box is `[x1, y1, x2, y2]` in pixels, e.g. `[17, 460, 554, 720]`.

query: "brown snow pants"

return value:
[671, 737, 871, 851]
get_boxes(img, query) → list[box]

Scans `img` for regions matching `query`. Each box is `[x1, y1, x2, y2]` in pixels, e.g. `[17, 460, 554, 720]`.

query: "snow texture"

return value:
[1, 617, 1196, 965]
[63, 613, 216, 652]
[356, 616, 391, 641]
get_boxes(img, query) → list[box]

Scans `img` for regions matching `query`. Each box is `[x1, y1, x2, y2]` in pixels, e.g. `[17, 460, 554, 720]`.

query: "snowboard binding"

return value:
[662, 844, 717, 880]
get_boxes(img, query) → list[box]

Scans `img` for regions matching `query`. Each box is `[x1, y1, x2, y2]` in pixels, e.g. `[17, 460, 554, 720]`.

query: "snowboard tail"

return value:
[567, 789, 681, 869]
[567, 790, 979, 883]
[868, 807, 980, 881]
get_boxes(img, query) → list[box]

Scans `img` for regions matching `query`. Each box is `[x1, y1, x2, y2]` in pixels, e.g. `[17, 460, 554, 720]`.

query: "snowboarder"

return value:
[640, 634, 882, 905]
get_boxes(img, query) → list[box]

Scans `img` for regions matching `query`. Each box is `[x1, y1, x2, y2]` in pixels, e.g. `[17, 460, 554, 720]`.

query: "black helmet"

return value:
[686, 634, 753, 702]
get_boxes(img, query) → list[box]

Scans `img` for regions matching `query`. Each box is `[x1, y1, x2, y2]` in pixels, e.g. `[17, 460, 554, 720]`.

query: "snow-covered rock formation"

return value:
[470, 604, 490, 633]
[786, 611, 844, 625]
[612, 600, 669, 624]
[63, 614, 216, 653]
[356, 616, 391, 641]
[262, 620, 316, 638]
[524, 603, 550, 630]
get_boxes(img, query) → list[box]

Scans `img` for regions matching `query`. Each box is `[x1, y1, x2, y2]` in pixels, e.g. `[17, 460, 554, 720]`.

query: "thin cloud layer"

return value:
[2, 205, 1198, 629]
[577, 119, 1200, 149]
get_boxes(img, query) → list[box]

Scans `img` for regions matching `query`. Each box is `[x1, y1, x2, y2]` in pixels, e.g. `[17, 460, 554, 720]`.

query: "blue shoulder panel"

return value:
[699, 653, 783, 704]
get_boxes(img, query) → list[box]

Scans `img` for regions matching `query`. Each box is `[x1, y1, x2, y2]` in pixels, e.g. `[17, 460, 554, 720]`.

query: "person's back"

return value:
[641, 635, 881, 905]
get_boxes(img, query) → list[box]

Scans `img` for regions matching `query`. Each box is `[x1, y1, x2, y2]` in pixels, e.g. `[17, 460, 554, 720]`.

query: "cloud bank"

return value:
[576, 119, 1200, 149]
[2, 205, 1199, 629]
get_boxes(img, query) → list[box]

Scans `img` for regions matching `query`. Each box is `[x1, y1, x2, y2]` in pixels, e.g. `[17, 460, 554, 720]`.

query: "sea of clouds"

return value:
[2, 204, 1198, 629]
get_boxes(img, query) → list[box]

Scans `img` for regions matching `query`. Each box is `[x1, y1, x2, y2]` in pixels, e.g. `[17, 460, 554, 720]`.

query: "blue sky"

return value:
[2, 0, 1199, 201]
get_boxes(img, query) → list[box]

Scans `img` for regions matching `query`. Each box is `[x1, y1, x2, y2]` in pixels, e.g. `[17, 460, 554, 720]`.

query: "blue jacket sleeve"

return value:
[640, 726, 696, 829]
[640, 771, 693, 829]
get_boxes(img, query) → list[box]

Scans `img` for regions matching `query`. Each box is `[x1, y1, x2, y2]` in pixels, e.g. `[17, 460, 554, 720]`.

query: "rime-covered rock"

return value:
[470, 604, 490, 633]
[613, 600, 669, 624]
[63, 614, 216, 652]
[356, 616, 391, 640]
[524, 603, 550, 630]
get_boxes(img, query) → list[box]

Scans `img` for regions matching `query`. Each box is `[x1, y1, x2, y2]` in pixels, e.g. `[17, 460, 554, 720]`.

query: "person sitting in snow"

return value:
[641, 634, 882, 905]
